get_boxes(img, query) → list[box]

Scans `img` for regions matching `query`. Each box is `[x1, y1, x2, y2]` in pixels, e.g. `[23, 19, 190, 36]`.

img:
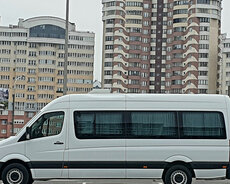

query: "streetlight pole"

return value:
[63, 0, 69, 95]
[12, 93, 15, 136]
[228, 86, 230, 97]
[11, 75, 24, 136]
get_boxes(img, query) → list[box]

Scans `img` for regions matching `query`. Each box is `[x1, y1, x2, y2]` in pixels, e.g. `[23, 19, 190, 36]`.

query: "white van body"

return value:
[0, 94, 230, 184]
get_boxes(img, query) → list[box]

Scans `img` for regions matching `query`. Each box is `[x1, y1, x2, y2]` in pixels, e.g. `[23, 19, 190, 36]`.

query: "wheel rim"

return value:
[6, 168, 23, 184]
[170, 170, 187, 184]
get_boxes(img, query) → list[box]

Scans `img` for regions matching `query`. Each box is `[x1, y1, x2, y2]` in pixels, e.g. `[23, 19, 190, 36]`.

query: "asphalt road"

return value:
[32, 179, 230, 184]
[1, 179, 230, 184]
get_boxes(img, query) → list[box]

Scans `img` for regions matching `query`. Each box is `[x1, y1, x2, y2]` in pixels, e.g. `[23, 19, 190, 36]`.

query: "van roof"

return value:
[41, 94, 229, 111]
[52, 93, 228, 103]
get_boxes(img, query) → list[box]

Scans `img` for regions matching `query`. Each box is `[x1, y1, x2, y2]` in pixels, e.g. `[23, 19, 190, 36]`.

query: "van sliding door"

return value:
[68, 96, 126, 178]
[125, 96, 180, 179]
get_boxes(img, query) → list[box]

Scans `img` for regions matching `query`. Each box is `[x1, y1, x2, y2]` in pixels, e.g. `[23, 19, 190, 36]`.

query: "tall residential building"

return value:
[0, 16, 95, 137]
[220, 33, 230, 95]
[102, 0, 222, 94]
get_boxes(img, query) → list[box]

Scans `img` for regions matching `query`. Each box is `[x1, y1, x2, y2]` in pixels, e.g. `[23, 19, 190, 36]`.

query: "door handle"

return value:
[54, 141, 64, 145]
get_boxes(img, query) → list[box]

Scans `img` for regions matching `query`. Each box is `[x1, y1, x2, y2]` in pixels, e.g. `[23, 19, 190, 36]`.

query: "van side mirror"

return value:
[26, 127, 31, 140]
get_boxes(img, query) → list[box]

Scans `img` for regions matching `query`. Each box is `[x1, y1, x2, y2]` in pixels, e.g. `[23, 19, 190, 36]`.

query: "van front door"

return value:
[25, 111, 67, 179]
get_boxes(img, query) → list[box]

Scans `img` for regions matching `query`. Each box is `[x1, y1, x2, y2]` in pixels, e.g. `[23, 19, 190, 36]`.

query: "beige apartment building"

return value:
[220, 33, 230, 95]
[0, 16, 95, 137]
[102, 0, 222, 94]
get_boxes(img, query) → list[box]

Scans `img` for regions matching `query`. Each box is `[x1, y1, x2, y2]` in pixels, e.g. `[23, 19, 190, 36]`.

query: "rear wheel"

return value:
[28, 177, 34, 184]
[1, 163, 30, 184]
[164, 165, 192, 184]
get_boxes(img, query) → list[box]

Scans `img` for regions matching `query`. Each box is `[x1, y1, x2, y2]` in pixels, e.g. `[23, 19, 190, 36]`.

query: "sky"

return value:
[0, 0, 230, 82]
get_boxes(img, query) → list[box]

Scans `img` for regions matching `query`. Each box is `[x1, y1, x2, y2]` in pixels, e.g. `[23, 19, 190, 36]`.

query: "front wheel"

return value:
[164, 165, 192, 184]
[1, 163, 30, 184]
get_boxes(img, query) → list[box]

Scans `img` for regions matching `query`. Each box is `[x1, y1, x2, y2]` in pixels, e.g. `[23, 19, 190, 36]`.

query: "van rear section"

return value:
[227, 140, 230, 179]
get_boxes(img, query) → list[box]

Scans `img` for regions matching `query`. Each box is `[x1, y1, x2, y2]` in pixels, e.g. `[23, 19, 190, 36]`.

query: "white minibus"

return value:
[0, 93, 230, 184]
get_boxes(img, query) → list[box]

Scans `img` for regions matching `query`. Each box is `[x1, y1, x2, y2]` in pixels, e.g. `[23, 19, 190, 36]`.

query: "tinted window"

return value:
[127, 112, 178, 138]
[29, 24, 65, 39]
[181, 112, 226, 139]
[73, 111, 226, 139]
[30, 111, 64, 139]
[74, 111, 124, 139]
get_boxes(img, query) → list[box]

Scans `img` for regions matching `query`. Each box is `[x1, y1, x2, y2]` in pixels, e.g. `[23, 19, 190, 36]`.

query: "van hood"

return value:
[0, 136, 17, 147]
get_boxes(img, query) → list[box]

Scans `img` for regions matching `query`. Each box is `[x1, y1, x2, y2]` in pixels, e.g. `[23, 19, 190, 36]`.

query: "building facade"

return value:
[101, 0, 222, 94]
[220, 33, 230, 95]
[0, 110, 32, 138]
[0, 16, 95, 138]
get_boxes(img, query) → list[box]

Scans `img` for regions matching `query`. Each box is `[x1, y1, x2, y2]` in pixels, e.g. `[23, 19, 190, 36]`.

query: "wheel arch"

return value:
[162, 161, 196, 180]
[0, 159, 32, 181]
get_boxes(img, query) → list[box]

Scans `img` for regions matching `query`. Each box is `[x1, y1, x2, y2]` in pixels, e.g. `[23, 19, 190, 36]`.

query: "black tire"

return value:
[1, 163, 30, 184]
[28, 177, 34, 184]
[164, 165, 192, 184]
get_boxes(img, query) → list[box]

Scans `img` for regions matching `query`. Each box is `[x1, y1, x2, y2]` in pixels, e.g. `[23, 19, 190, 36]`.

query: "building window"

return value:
[1, 129, 6, 134]
[199, 53, 209, 58]
[197, 0, 210, 4]
[30, 24, 65, 39]
[199, 71, 208, 76]
[14, 120, 24, 124]
[199, 89, 208, 94]
[226, 53, 230, 58]
[28, 112, 34, 118]
[1, 120, 7, 125]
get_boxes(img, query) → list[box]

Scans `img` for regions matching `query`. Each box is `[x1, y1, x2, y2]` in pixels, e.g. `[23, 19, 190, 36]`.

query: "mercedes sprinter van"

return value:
[0, 94, 229, 184]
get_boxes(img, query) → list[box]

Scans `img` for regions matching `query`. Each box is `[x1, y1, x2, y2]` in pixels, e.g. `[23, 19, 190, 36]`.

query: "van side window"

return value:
[74, 111, 124, 139]
[181, 112, 226, 139]
[127, 112, 178, 138]
[30, 111, 64, 139]
[73, 111, 226, 139]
